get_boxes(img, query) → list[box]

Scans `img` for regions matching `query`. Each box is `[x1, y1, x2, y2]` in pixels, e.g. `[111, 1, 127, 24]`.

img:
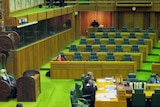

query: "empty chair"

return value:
[96, 27, 104, 32]
[88, 32, 96, 38]
[131, 88, 146, 107]
[69, 45, 78, 52]
[114, 32, 122, 38]
[126, 73, 138, 82]
[114, 45, 123, 52]
[108, 27, 116, 32]
[123, 54, 132, 61]
[136, 38, 145, 45]
[121, 26, 128, 32]
[108, 38, 115, 44]
[102, 32, 109, 38]
[80, 38, 87, 44]
[134, 27, 141, 32]
[105, 52, 115, 61]
[122, 38, 130, 44]
[142, 32, 150, 39]
[131, 45, 140, 52]
[98, 44, 107, 52]
[150, 88, 160, 107]
[84, 45, 93, 52]
[147, 27, 155, 33]
[94, 38, 101, 44]
[72, 52, 82, 61]
[129, 32, 136, 38]
[88, 52, 98, 61]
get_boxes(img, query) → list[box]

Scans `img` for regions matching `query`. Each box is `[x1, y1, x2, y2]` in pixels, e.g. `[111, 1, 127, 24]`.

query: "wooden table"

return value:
[95, 79, 160, 107]
[95, 79, 127, 107]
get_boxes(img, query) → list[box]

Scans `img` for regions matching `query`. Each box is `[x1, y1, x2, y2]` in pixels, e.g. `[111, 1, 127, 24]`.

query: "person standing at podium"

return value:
[90, 19, 99, 27]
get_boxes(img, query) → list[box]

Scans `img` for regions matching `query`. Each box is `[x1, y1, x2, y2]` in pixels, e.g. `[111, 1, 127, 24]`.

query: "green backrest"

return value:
[155, 88, 160, 94]
[75, 83, 83, 98]
[131, 93, 146, 107]
[151, 94, 160, 107]
[135, 88, 144, 94]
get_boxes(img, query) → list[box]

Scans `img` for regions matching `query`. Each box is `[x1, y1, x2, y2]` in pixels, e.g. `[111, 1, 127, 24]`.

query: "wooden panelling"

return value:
[61, 8, 68, 15]
[78, 5, 96, 11]
[124, 12, 134, 30]
[51, 61, 69, 79]
[46, 10, 54, 19]
[63, 52, 143, 70]
[37, 12, 46, 21]
[80, 11, 112, 35]
[68, 61, 85, 79]
[134, 12, 143, 29]
[77, 44, 148, 61]
[3, 0, 9, 17]
[50, 61, 137, 79]
[54, 9, 61, 17]
[28, 13, 38, 23]
[7, 29, 73, 78]
[25, 46, 34, 69]
[152, 63, 160, 74]
[87, 31, 157, 46]
[4, 18, 16, 26]
[84, 38, 153, 54]
[68, 7, 74, 13]
[85, 61, 102, 78]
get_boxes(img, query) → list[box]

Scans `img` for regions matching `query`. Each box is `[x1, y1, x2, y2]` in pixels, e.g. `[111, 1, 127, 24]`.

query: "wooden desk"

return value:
[87, 31, 157, 46]
[63, 52, 142, 70]
[95, 79, 160, 107]
[85, 38, 153, 54]
[77, 44, 148, 61]
[95, 79, 127, 107]
[125, 83, 160, 98]
[50, 61, 137, 79]
[152, 63, 160, 74]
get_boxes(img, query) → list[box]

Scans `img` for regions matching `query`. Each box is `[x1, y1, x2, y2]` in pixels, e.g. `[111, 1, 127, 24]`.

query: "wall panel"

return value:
[7, 29, 73, 78]
[134, 12, 143, 29]
[80, 11, 112, 35]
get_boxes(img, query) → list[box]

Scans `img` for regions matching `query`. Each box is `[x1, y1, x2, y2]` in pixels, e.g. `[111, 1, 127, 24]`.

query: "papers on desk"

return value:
[96, 85, 117, 101]
[96, 93, 111, 101]
[106, 85, 117, 98]
[96, 92, 116, 101]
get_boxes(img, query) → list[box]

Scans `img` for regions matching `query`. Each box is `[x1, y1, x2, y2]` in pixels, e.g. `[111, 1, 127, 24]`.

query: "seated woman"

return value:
[46, 54, 66, 77]
[0, 69, 17, 98]
[55, 54, 66, 61]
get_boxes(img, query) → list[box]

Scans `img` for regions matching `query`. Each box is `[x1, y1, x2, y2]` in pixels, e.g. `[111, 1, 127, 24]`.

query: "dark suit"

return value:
[90, 20, 99, 27]
[83, 84, 97, 107]
[60, 0, 64, 7]
[84, 76, 92, 85]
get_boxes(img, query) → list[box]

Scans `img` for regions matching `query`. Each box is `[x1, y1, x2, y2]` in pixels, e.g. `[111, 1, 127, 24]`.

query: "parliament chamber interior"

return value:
[1, 0, 160, 107]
